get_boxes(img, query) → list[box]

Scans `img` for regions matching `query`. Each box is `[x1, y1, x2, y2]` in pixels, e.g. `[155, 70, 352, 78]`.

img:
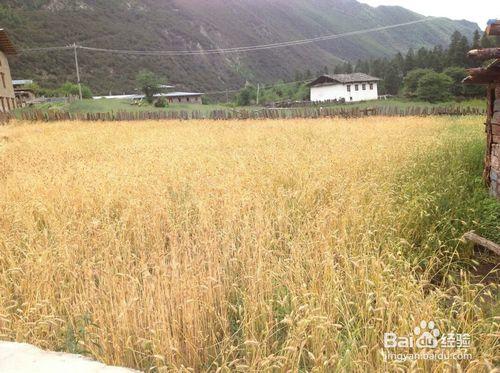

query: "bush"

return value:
[416, 71, 453, 103]
[58, 82, 93, 99]
[154, 97, 167, 108]
[403, 69, 434, 98]
[443, 66, 485, 98]
[443, 67, 467, 97]
[235, 85, 256, 106]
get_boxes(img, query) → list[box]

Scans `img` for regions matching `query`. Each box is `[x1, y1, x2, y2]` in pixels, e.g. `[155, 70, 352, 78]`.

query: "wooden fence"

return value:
[0, 105, 486, 124]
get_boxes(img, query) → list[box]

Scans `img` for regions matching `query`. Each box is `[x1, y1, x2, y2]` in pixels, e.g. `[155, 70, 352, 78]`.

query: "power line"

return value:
[20, 18, 433, 56]
[204, 79, 312, 95]
[21, 45, 74, 53]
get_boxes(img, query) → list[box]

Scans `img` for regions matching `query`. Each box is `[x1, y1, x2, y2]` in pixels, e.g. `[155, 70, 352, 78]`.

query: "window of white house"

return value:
[347, 85, 351, 92]
[355, 84, 359, 91]
[362, 84, 366, 90]
[370, 83, 374, 90]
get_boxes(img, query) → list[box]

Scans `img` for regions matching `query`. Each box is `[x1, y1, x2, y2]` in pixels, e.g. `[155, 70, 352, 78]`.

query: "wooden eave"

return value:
[0, 29, 16, 55]
[463, 59, 500, 85]
[468, 48, 500, 60]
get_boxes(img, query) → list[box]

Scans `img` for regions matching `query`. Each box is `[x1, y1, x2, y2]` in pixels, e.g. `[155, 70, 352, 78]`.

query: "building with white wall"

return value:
[309, 73, 380, 103]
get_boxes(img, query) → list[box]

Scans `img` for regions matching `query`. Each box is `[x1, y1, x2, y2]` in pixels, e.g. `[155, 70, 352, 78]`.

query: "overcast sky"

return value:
[360, 0, 496, 29]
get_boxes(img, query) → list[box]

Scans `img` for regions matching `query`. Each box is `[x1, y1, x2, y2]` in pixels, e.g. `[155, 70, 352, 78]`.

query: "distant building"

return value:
[13, 79, 36, 105]
[94, 91, 204, 104]
[161, 92, 203, 104]
[0, 29, 17, 112]
[308, 73, 380, 103]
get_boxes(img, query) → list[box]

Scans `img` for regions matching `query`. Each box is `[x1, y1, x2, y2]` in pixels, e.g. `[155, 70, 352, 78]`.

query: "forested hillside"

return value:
[0, 0, 479, 94]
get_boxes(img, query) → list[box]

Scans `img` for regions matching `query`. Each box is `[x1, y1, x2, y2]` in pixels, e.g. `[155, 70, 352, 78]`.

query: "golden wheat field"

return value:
[0, 117, 498, 372]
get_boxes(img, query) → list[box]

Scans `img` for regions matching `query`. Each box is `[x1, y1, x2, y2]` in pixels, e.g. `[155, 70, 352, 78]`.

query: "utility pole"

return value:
[256, 83, 260, 106]
[73, 43, 83, 100]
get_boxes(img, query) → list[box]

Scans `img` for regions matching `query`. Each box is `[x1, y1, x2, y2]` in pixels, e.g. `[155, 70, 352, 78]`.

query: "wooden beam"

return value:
[468, 48, 500, 60]
[463, 74, 500, 85]
[463, 232, 500, 256]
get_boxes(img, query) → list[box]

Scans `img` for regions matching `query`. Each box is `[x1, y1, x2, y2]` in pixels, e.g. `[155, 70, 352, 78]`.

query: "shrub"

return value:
[235, 85, 256, 106]
[416, 71, 453, 103]
[403, 69, 434, 98]
[58, 82, 93, 99]
[154, 97, 167, 108]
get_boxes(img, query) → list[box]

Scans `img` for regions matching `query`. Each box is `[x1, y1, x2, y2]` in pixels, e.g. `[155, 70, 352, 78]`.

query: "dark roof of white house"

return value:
[308, 73, 380, 87]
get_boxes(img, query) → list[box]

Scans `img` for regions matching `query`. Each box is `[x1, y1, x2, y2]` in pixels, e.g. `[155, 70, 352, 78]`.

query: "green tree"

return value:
[404, 48, 416, 73]
[416, 71, 453, 102]
[403, 68, 433, 98]
[480, 32, 493, 48]
[443, 66, 467, 97]
[235, 85, 256, 106]
[443, 66, 484, 98]
[343, 62, 353, 74]
[472, 29, 481, 49]
[59, 82, 93, 99]
[136, 69, 162, 103]
[384, 63, 403, 95]
[447, 31, 469, 67]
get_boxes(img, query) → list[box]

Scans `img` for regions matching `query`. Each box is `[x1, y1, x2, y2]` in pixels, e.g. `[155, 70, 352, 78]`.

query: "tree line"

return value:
[348, 29, 498, 100]
[235, 29, 499, 105]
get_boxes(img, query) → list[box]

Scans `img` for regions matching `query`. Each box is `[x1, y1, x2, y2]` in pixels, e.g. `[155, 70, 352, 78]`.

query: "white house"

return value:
[309, 73, 380, 103]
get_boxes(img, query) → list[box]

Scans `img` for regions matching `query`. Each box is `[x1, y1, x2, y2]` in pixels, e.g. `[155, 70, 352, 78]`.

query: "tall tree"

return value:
[480, 32, 493, 48]
[136, 69, 163, 103]
[472, 29, 481, 49]
[447, 31, 469, 67]
[404, 48, 416, 73]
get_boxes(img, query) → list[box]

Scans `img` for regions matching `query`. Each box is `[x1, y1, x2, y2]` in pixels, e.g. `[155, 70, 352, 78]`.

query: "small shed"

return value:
[464, 19, 500, 199]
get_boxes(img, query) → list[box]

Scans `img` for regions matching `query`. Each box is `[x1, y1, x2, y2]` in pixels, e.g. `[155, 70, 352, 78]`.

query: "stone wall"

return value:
[489, 86, 500, 198]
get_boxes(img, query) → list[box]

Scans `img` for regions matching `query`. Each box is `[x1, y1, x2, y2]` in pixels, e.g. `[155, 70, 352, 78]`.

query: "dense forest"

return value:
[351, 29, 499, 96]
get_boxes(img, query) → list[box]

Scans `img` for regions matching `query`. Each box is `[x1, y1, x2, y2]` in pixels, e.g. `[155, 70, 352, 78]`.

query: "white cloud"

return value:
[359, 0, 497, 29]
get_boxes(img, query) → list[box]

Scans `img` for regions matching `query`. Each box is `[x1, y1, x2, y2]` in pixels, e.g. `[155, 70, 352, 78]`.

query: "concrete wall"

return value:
[310, 82, 378, 102]
[0, 51, 15, 112]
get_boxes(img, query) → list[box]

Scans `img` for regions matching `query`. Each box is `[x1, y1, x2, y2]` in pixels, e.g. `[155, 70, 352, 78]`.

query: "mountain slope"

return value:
[0, 0, 479, 94]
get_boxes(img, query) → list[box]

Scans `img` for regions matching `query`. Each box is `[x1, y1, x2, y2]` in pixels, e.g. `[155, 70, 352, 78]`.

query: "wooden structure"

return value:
[4, 105, 483, 124]
[13, 80, 36, 106]
[464, 19, 500, 198]
[0, 29, 17, 112]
